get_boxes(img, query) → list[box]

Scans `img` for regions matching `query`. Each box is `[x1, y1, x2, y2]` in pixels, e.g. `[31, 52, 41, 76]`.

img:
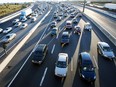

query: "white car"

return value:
[1, 33, 16, 43]
[20, 23, 28, 29]
[0, 28, 3, 33]
[84, 22, 92, 31]
[31, 17, 37, 22]
[12, 19, 19, 24]
[97, 42, 115, 60]
[14, 22, 22, 27]
[55, 53, 68, 77]
[3, 27, 12, 34]
[21, 17, 27, 22]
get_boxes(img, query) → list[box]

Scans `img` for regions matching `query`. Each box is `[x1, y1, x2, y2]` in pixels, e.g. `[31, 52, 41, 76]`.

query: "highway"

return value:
[0, 2, 116, 87]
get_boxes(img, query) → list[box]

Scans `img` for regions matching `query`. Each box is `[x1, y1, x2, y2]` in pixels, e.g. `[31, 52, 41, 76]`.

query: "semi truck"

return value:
[20, 8, 32, 22]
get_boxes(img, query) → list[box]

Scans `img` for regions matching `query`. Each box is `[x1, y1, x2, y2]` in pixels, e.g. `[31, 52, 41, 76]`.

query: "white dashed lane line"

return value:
[40, 67, 48, 87]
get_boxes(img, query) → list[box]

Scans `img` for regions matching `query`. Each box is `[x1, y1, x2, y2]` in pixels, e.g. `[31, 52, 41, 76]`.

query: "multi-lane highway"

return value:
[0, 1, 116, 87]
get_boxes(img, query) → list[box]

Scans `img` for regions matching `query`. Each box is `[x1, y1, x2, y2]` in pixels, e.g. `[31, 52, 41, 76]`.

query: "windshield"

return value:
[56, 61, 67, 68]
[103, 46, 111, 51]
[82, 66, 94, 72]
[62, 35, 68, 39]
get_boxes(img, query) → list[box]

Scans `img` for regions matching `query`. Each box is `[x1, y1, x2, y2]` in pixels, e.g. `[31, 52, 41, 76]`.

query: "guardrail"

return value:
[0, 4, 34, 24]
[82, 12, 116, 46]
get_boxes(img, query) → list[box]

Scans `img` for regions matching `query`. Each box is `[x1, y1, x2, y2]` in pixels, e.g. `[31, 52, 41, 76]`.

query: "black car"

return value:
[51, 27, 59, 36]
[61, 32, 70, 44]
[78, 52, 96, 82]
[32, 44, 48, 64]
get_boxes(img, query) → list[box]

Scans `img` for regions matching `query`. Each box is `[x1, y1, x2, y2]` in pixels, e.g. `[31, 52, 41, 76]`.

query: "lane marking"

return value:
[93, 56, 99, 69]
[71, 57, 73, 71]
[61, 44, 65, 47]
[47, 27, 51, 31]
[56, 33, 59, 39]
[40, 67, 48, 87]
[7, 7, 52, 87]
[51, 44, 55, 54]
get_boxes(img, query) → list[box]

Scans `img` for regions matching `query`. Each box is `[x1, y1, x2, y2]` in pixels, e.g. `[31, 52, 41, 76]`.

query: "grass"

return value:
[0, 4, 27, 17]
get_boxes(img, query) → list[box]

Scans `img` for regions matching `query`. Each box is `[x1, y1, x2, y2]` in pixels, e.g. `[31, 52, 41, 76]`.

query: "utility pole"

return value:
[83, 0, 86, 12]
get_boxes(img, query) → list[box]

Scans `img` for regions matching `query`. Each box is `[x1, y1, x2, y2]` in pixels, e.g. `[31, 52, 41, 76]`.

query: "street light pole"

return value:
[83, 0, 86, 12]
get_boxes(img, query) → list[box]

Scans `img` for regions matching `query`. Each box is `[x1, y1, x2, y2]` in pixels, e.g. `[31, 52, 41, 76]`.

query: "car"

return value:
[3, 27, 12, 34]
[1, 33, 16, 43]
[64, 13, 68, 17]
[14, 22, 22, 27]
[84, 22, 92, 31]
[74, 26, 81, 35]
[32, 13, 38, 17]
[73, 18, 79, 24]
[27, 15, 32, 19]
[20, 23, 28, 29]
[65, 20, 72, 30]
[54, 14, 58, 19]
[61, 32, 70, 44]
[78, 52, 96, 82]
[39, 12, 42, 15]
[0, 28, 3, 33]
[31, 17, 37, 22]
[70, 13, 75, 18]
[12, 19, 19, 24]
[51, 27, 59, 36]
[57, 16, 62, 21]
[78, 13, 82, 17]
[32, 44, 48, 64]
[97, 42, 115, 60]
[51, 21, 57, 28]
[20, 17, 27, 22]
[55, 53, 68, 77]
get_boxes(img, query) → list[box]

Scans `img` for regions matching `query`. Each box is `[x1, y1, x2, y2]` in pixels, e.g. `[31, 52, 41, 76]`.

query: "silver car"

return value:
[1, 33, 16, 43]
[3, 27, 12, 34]
[97, 42, 115, 60]
[20, 23, 28, 29]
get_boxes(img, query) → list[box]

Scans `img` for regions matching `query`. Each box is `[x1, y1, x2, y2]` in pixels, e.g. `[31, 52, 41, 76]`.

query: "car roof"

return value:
[85, 22, 90, 25]
[66, 20, 72, 23]
[80, 52, 91, 61]
[98, 42, 109, 47]
[62, 32, 69, 35]
[58, 53, 67, 62]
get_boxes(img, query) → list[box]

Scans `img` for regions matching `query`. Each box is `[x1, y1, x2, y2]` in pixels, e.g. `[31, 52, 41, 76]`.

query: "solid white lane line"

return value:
[56, 33, 59, 39]
[7, 8, 52, 87]
[71, 57, 73, 71]
[93, 56, 99, 69]
[40, 67, 48, 87]
[51, 44, 55, 54]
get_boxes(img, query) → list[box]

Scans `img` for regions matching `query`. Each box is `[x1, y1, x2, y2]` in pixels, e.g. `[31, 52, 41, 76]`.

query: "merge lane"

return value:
[76, 6, 116, 38]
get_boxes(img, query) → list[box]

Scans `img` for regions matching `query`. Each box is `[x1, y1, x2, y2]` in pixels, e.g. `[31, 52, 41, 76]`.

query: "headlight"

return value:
[82, 74, 85, 78]
[94, 76, 96, 79]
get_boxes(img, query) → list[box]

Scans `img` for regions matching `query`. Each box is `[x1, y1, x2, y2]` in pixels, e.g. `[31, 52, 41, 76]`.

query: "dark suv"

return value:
[32, 44, 48, 64]
[61, 32, 70, 44]
[78, 52, 96, 82]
